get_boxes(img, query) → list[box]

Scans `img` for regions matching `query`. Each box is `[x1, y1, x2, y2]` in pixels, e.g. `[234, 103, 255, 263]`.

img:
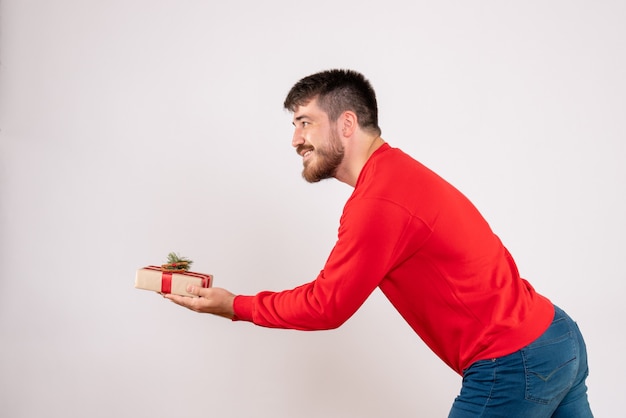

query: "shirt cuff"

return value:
[232, 295, 254, 322]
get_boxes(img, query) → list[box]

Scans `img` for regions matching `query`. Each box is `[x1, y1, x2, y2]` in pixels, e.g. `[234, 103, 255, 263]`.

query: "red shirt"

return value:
[234, 144, 554, 374]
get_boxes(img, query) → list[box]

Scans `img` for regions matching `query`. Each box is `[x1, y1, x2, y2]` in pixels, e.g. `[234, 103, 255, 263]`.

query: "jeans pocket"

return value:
[521, 317, 578, 404]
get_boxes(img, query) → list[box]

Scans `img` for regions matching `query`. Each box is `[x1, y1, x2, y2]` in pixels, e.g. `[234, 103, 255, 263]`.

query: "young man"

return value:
[166, 69, 593, 417]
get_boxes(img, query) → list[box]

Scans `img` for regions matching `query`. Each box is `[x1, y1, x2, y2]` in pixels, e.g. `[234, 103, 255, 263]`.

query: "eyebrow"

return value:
[292, 114, 311, 126]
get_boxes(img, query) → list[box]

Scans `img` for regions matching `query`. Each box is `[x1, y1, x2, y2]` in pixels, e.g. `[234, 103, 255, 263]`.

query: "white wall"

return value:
[1, 1, 624, 416]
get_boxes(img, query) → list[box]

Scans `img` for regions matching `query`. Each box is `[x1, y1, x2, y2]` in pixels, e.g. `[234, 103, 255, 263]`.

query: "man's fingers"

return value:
[165, 292, 204, 312]
[186, 285, 209, 298]
[164, 293, 190, 306]
[161, 287, 235, 318]
[164, 286, 206, 304]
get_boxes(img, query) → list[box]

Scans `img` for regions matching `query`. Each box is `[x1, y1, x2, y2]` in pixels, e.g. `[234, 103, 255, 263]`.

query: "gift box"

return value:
[135, 265, 213, 297]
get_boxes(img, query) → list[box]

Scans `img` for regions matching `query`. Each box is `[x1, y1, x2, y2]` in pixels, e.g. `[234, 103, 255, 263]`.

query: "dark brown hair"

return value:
[284, 69, 381, 136]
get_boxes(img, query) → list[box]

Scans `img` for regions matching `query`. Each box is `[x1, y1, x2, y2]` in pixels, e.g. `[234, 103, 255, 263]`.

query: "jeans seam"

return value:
[476, 360, 498, 417]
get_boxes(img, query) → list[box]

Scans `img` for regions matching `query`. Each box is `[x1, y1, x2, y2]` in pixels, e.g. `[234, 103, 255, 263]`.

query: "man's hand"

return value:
[164, 286, 236, 319]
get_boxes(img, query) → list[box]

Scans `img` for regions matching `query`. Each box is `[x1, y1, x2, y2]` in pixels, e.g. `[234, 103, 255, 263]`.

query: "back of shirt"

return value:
[349, 144, 554, 373]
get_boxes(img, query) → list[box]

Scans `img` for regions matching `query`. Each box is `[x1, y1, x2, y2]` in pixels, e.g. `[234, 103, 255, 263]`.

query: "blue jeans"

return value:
[449, 306, 593, 417]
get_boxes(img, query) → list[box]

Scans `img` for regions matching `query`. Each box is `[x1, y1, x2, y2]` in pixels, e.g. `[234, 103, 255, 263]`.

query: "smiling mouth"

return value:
[297, 145, 314, 160]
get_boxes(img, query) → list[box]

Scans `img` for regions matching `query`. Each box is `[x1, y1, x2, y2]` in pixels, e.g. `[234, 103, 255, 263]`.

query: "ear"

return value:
[339, 110, 358, 138]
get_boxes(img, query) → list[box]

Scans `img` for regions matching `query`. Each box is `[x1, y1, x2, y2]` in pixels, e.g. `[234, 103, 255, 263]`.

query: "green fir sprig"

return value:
[162, 252, 193, 271]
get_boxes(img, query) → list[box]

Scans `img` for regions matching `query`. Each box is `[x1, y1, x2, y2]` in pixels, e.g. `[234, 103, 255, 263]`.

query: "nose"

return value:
[291, 126, 304, 148]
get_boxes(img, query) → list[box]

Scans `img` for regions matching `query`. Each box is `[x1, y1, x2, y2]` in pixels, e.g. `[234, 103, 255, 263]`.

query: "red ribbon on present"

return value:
[143, 265, 212, 294]
[161, 271, 173, 294]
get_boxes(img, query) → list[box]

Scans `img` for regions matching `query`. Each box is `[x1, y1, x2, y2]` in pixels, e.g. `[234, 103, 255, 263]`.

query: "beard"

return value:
[298, 131, 345, 183]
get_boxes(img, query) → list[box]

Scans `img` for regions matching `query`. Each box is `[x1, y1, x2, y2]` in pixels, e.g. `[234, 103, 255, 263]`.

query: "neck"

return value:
[335, 135, 385, 187]
[366, 136, 385, 159]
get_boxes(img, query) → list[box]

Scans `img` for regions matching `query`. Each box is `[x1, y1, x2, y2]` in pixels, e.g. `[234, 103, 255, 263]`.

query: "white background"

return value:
[1, 1, 624, 417]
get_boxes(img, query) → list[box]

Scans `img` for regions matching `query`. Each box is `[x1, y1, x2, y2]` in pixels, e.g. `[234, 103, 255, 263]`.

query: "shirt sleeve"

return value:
[232, 197, 429, 330]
